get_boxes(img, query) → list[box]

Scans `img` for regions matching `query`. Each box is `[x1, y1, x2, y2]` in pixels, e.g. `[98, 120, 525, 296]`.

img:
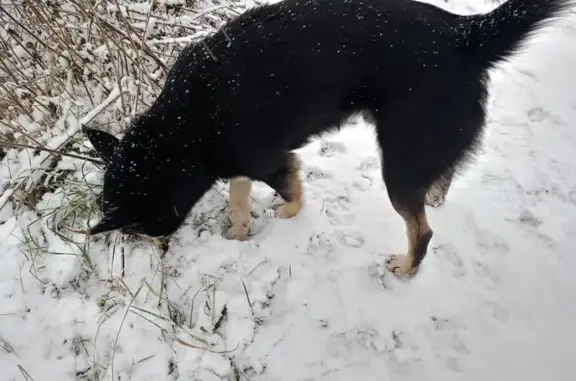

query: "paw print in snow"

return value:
[352, 176, 372, 191]
[305, 165, 333, 182]
[433, 244, 466, 278]
[474, 229, 511, 257]
[332, 229, 365, 248]
[569, 189, 576, 204]
[517, 209, 542, 228]
[385, 329, 424, 375]
[319, 140, 347, 157]
[321, 194, 355, 226]
[479, 299, 510, 324]
[354, 156, 379, 191]
[305, 231, 335, 258]
[426, 316, 470, 373]
[357, 156, 379, 172]
[327, 325, 387, 362]
[472, 260, 500, 289]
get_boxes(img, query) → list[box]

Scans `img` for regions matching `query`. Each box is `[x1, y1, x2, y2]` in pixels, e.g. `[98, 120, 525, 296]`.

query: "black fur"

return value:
[85, 0, 571, 268]
[82, 126, 120, 164]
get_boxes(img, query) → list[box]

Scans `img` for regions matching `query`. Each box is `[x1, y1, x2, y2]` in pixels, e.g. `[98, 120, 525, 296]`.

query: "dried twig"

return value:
[0, 140, 105, 165]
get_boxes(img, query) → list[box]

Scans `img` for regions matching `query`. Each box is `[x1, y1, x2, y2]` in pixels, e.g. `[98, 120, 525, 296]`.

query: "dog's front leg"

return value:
[226, 177, 252, 241]
[261, 153, 304, 219]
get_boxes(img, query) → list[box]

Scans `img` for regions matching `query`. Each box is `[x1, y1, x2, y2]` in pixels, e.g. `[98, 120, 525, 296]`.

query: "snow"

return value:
[2, 0, 576, 380]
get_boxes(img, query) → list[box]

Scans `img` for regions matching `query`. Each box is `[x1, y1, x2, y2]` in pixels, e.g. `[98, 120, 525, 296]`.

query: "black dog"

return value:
[83, 0, 572, 277]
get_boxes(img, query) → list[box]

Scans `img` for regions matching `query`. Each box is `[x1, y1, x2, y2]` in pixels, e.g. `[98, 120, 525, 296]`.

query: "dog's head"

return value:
[83, 120, 214, 238]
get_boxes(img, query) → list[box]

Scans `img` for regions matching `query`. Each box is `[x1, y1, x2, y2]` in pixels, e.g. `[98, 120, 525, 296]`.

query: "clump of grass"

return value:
[1, 0, 249, 284]
[0, 0, 246, 218]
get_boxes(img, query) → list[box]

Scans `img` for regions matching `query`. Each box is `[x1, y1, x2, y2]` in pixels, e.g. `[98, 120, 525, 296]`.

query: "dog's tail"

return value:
[456, 0, 573, 65]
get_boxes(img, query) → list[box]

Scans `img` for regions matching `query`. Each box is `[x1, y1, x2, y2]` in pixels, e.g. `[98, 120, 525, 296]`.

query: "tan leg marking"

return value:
[226, 177, 252, 241]
[386, 211, 433, 277]
[277, 155, 304, 219]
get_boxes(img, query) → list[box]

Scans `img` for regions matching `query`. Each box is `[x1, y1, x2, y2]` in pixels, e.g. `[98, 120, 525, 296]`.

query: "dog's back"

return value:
[161, 0, 482, 165]
[157, 0, 570, 177]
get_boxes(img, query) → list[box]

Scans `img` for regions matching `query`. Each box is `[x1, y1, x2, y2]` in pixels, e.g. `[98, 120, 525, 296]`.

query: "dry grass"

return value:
[0, 0, 248, 285]
[0, 0, 249, 290]
[0, 0, 247, 215]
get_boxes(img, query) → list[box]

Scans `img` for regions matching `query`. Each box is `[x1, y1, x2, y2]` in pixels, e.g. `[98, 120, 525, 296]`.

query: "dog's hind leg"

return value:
[226, 177, 252, 241]
[262, 152, 304, 219]
[425, 168, 455, 207]
[385, 185, 433, 277]
[375, 123, 439, 277]
[374, 81, 485, 275]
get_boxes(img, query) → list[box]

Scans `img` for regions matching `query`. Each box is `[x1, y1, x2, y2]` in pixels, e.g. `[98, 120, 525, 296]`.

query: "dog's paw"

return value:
[225, 225, 250, 241]
[275, 201, 303, 219]
[386, 255, 418, 277]
[425, 190, 446, 208]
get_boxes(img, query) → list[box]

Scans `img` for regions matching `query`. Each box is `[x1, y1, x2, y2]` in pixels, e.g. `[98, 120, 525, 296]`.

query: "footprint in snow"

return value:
[479, 299, 510, 324]
[357, 156, 380, 172]
[385, 329, 425, 376]
[424, 316, 470, 373]
[318, 140, 347, 157]
[472, 260, 501, 289]
[332, 229, 365, 248]
[352, 176, 372, 192]
[327, 325, 387, 362]
[353, 156, 380, 191]
[367, 258, 388, 289]
[474, 229, 511, 257]
[426, 316, 471, 373]
[305, 165, 333, 182]
[433, 243, 466, 278]
[517, 209, 542, 228]
[305, 231, 336, 261]
[320, 193, 356, 226]
[527, 107, 564, 125]
[569, 189, 576, 204]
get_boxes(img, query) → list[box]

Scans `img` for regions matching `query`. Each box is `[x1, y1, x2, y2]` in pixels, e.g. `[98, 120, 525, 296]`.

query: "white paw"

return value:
[225, 225, 250, 241]
[386, 255, 418, 277]
[275, 202, 302, 219]
[425, 190, 446, 208]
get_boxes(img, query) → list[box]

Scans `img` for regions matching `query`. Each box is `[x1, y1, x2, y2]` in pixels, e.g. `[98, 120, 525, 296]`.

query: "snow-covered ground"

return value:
[2, 0, 576, 380]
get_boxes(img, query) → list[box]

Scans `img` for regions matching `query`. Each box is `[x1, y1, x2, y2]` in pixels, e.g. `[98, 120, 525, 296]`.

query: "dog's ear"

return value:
[88, 212, 135, 235]
[83, 127, 120, 164]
